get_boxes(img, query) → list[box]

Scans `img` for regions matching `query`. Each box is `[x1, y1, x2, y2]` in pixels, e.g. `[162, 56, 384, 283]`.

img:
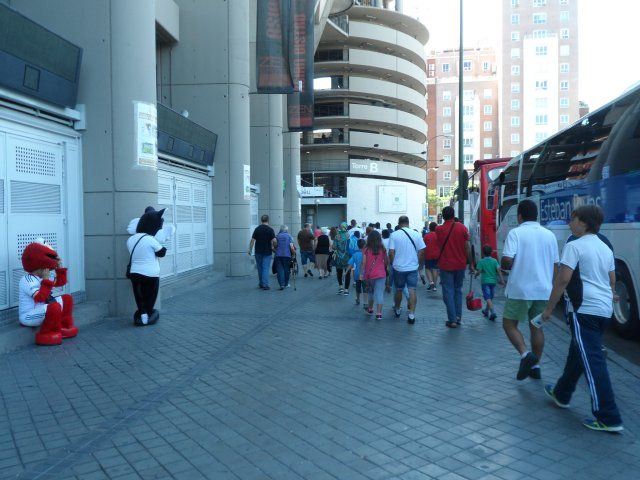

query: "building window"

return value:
[463, 105, 474, 116]
[443, 171, 452, 181]
[535, 132, 547, 142]
[443, 123, 452, 133]
[511, 31, 520, 41]
[463, 154, 474, 165]
[463, 60, 472, 71]
[484, 138, 493, 148]
[535, 46, 548, 56]
[560, 80, 569, 91]
[463, 138, 474, 147]
[560, 0, 569, 4]
[442, 90, 451, 101]
[560, 63, 570, 74]
[442, 63, 450, 73]
[484, 105, 493, 115]
[483, 121, 493, 132]
[533, 0, 547, 6]
[463, 89, 475, 101]
[482, 61, 490, 72]
[511, 133, 520, 144]
[511, 48, 521, 58]
[443, 138, 452, 149]
[428, 63, 435, 72]
[532, 29, 547, 38]
[560, 10, 570, 21]
[511, 99, 520, 110]
[560, 28, 570, 39]
[535, 80, 548, 90]
[560, 45, 570, 56]
[510, 150, 520, 156]
[511, 65, 520, 76]
[483, 88, 493, 99]
[560, 114, 569, 124]
[442, 155, 452, 164]
[560, 97, 570, 108]
[463, 121, 474, 131]
[533, 12, 547, 24]
[511, 82, 520, 93]
[439, 186, 452, 198]
[535, 114, 548, 125]
[511, 116, 520, 127]
[511, 0, 519, 6]
[511, 13, 520, 24]
[483, 154, 493, 159]
[443, 106, 452, 117]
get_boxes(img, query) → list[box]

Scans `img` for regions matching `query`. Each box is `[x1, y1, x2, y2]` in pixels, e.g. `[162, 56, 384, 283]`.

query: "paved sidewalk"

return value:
[1, 273, 640, 480]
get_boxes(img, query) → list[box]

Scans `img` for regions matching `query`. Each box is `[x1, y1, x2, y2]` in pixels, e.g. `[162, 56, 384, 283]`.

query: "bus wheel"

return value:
[613, 263, 640, 339]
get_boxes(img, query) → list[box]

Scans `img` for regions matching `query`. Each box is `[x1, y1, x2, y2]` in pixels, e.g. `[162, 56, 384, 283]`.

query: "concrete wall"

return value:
[346, 177, 426, 230]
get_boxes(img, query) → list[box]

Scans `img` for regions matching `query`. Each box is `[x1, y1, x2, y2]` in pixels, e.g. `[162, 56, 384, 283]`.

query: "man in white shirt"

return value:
[541, 205, 623, 433]
[501, 200, 559, 381]
[389, 216, 425, 324]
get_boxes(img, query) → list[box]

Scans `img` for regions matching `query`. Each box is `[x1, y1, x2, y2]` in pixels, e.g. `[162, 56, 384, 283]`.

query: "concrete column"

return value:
[109, 0, 158, 314]
[395, 0, 403, 13]
[283, 132, 301, 235]
[250, 94, 284, 226]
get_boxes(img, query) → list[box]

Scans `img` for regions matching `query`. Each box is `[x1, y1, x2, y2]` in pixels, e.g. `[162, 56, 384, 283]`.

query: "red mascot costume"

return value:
[19, 242, 78, 346]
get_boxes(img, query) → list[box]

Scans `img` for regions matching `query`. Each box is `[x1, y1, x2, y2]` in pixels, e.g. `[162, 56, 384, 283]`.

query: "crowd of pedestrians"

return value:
[247, 202, 623, 433]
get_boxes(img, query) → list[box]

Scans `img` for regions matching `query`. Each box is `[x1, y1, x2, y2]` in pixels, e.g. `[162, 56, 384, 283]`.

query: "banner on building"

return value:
[256, 0, 294, 93]
[243, 165, 251, 200]
[286, 0, 315, 131]
[135, 101, 158, 169]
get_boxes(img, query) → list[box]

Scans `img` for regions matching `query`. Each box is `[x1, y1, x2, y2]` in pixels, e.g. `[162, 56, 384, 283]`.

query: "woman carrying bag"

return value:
[360, 231, 388, 320]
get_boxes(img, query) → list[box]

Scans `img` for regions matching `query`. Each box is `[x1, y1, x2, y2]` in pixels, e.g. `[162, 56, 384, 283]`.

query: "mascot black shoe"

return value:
[126, 207, 168, 326]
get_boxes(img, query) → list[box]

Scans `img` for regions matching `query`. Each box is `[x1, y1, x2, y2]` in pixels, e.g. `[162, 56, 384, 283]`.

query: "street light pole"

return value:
[457, 0, 465, 222]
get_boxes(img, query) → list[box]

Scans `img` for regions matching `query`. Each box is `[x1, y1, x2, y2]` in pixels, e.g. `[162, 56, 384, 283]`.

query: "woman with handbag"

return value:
[360, 230, 389, 320]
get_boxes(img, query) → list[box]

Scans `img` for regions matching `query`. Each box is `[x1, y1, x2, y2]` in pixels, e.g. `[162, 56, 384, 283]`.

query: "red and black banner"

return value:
[256, 0, 294, 93]
[286, 0, 315, 131]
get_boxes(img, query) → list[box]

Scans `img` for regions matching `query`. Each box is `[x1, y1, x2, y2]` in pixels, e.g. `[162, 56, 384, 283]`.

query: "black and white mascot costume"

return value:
[127, 207, 173, 326]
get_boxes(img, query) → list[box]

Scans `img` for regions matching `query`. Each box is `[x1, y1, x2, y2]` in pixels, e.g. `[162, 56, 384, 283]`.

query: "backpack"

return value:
[348, 236, 359, 256]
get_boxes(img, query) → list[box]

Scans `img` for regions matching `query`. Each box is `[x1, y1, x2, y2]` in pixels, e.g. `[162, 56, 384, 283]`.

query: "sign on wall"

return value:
[378, 186, 407, 213]
[243, 164, 251, 200]
[135, 102, 158, 169]
[350, 159, 398, 178]
[300, 186, 324, 197]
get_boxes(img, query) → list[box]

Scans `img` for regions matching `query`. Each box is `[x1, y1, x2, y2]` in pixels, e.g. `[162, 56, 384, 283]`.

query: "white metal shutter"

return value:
[191, 183, 208, 269]
[0, 132, 8, 309]
[6, 134, 66, 306]
[157, 173, 175, 278]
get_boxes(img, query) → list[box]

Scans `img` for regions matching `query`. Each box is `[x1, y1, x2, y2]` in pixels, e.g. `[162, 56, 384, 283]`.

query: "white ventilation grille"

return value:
[192, 249, 207, 267]
[176, 186, 190, 202]
[17, 233, 58, 257]
[194, 232, 206, 247]
[176, 205, 192, 223]
[0, 271, 7, 307]
[192, 206, 206, 223]
[10, 268, 24, 306]
[158, 182, 172, 203]
[160, 255, 174, 276]
[15, 145, 56, 176]
[0, 180, 4, 213]
[164, 236, 173, 252]
[178, 234, 191, 249]
[193, 188, 206, 204]
[177, 252, 193, 271]
[11, 181, 61, 213]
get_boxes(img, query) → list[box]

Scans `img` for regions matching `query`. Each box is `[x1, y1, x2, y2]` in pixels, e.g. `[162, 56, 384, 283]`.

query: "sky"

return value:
[401, 0, 640, 111]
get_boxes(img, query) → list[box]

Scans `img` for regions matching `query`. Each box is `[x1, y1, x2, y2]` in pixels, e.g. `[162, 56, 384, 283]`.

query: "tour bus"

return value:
[468, 158, 510, 263]
[495, 84, 640, 339]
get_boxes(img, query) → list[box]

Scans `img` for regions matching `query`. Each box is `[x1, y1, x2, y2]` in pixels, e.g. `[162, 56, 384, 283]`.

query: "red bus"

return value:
[468, 158, 510, 263]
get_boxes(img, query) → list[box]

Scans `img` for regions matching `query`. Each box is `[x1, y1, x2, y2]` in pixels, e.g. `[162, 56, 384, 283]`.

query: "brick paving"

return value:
[1, 273, 640, 479]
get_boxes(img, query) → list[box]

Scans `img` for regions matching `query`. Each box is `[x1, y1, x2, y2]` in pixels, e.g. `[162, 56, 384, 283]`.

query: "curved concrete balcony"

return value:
[347, 21, 426, 71]
[315, 49, 426, 95]
[315, 76, 426, 118]
[302, 131, 426, 165]
[313, 104, 427, 144]
[347, 6, 429, 45]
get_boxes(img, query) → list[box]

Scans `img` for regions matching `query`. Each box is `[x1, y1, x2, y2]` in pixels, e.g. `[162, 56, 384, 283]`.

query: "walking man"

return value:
[389, 216, 425, 324]
[501, 199, 559, 380]
[542, 205, 623, 432]
[297, 223, 316, 277]
[436, 207, 474, 328]
[248, 215, 276, 290]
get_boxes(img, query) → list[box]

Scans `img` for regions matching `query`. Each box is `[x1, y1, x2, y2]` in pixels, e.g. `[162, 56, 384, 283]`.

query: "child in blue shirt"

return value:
[347, 239, 366, 305]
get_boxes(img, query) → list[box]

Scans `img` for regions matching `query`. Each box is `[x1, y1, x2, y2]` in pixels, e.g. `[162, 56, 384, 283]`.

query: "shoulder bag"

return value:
[126, 234, 148, 278]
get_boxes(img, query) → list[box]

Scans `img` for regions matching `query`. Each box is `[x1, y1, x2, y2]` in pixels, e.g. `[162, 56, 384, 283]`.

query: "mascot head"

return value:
[136, 207, 165, 236]
[22, 240, 59, 273]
